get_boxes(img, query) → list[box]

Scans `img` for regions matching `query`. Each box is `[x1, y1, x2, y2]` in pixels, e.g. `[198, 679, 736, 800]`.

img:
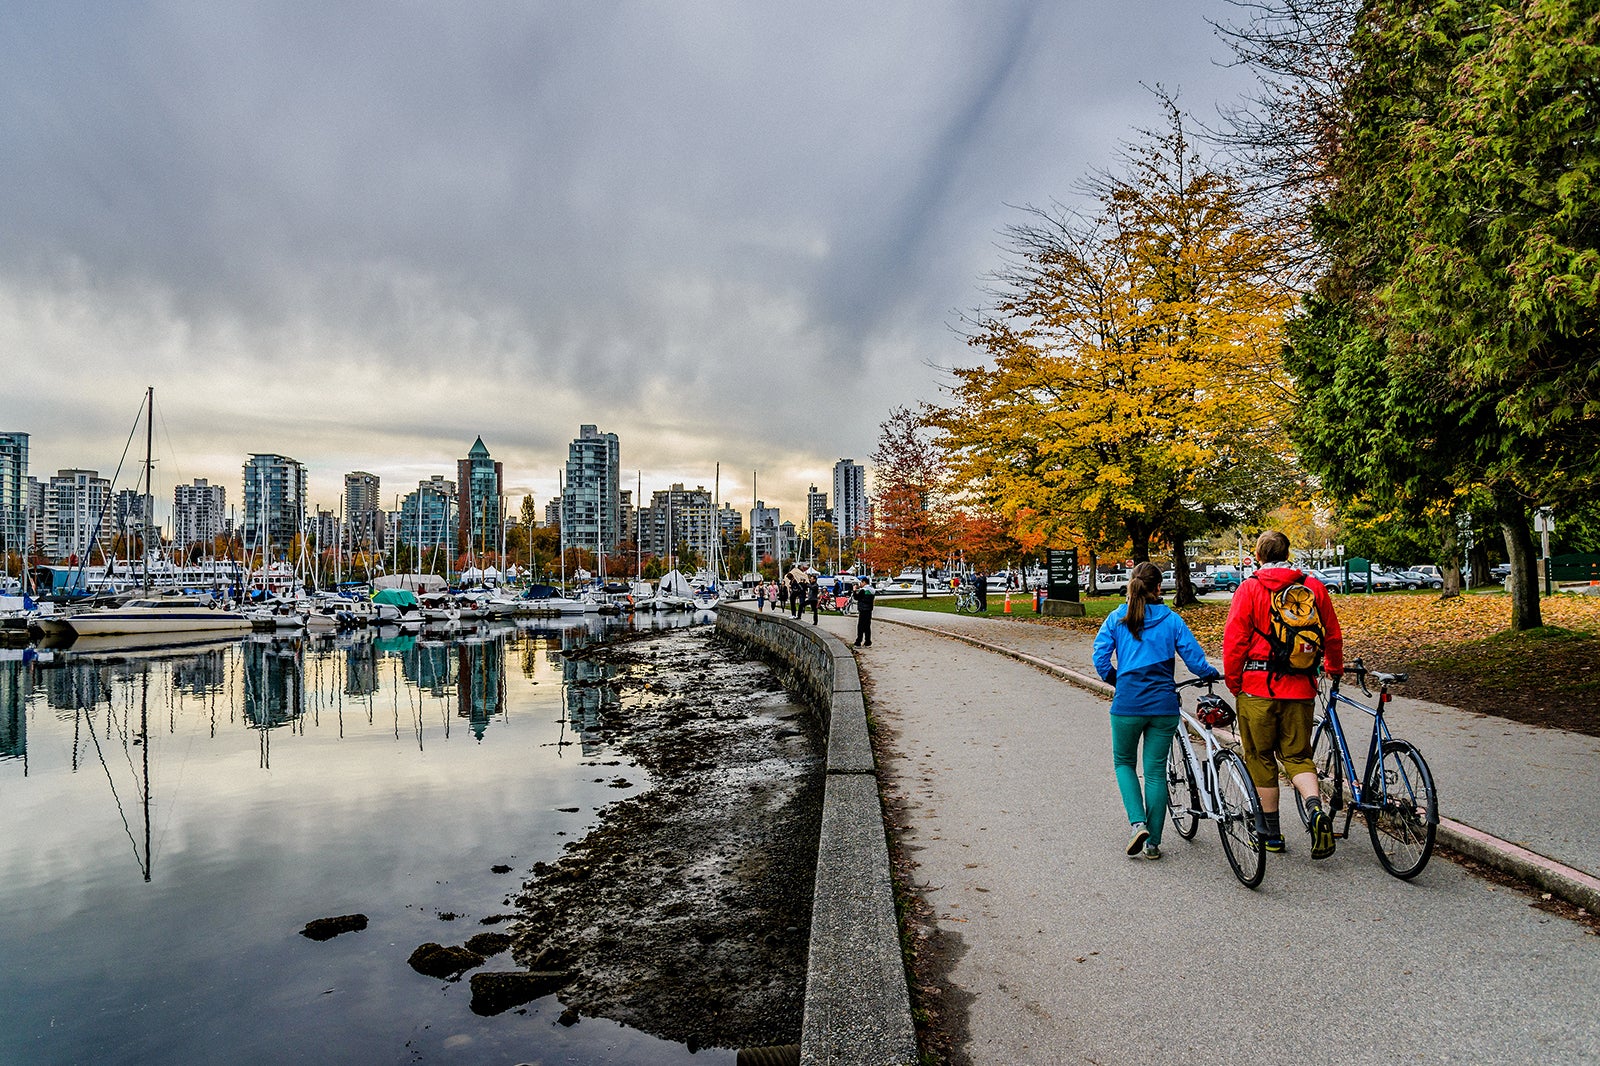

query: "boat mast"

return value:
[751, 470, 758, 581]
[635, 470, 641, 580]
[142, 386, 153, 594]
[557, 468, 566, 590]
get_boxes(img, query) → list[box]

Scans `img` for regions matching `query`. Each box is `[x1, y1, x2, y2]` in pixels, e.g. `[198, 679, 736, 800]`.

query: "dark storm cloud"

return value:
[0, 1, 1258, 516]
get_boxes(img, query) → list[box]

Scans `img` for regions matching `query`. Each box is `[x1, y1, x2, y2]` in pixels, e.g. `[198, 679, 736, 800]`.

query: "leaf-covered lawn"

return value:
[1020, 591, 1600, 736]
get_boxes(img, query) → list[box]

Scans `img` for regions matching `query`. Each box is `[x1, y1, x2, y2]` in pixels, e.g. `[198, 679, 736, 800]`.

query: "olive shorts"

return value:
[1235, 693, 1316, 789]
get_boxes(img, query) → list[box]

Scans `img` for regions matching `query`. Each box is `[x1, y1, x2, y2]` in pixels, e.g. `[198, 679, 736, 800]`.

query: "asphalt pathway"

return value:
[803, 606, 1600, 1065]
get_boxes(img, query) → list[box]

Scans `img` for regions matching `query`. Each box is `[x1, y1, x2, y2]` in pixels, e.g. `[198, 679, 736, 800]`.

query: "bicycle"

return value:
[954, 583, 981, 613]
[1166, 677, 1267, 888]
[1294, 658, 1438, 880]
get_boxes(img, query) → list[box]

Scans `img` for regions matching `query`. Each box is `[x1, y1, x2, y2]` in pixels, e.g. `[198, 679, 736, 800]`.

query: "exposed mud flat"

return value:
[506, 627, 823, 1051]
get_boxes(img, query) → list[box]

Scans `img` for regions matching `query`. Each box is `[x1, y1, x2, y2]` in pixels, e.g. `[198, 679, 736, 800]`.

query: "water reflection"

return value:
[0, 613, 729, 1066]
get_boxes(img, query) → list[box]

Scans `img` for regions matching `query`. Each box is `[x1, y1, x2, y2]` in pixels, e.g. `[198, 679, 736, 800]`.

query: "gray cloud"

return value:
[0, 1, 1257, 523]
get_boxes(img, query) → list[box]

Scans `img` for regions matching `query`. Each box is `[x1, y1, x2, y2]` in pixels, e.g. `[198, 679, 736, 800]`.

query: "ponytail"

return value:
[1124, 561, 1165, 638]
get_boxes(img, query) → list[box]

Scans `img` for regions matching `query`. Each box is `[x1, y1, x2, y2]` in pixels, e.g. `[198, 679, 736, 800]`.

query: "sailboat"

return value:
[40, 389, 251, 643]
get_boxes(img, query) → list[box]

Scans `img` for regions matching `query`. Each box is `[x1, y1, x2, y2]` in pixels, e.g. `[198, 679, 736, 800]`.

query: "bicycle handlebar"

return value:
[1338, 657, 1407, 690]
[1176, 675, 1224, 689]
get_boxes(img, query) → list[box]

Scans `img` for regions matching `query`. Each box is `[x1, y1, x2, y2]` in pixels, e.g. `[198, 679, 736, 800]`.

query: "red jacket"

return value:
[1222, 566, 1344, 700]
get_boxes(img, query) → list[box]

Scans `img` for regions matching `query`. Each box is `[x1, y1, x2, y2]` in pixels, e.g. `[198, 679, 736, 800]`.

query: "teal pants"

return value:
[1111, 714, 1179, 845]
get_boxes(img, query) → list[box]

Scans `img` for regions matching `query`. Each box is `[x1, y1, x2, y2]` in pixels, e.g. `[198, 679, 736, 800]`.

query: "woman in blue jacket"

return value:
[1092, 561, 1219, 859]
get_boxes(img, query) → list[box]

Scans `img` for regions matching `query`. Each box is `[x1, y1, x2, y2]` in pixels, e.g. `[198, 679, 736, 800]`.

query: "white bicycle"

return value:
[1165, 678, 1267, 888]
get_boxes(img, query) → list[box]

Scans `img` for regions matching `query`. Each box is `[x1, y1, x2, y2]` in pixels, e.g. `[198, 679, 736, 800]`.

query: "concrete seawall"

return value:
[716, 604, 918, 1066]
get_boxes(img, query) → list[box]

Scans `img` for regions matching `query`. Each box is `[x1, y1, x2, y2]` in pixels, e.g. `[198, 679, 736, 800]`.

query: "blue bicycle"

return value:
[1294, 658, 1439, 879]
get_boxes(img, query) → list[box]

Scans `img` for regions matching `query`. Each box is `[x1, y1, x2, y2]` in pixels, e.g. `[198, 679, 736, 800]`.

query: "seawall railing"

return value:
[716, 603, 918, 1066]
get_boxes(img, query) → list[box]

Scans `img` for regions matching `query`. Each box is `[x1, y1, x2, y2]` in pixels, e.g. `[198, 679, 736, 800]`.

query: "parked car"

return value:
[1491, 562, 1513, 582]
[1392, 569, 1444, 590]
[1314, 568, 1348, 593]
[1368, 569, 1406, 591]
[1209, 567, 1252, 592]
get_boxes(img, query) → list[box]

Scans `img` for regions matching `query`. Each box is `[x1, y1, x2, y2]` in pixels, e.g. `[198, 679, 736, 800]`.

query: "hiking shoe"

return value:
[1309, 808, 1336, 860]
[1127, 823, 1150, 856]
[1263, 837, 1287, 854]
[1144, 843, 1162, 860]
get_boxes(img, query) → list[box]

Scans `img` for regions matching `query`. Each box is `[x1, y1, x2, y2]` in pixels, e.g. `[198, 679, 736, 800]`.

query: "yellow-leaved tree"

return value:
[932, 102, 1299, 604]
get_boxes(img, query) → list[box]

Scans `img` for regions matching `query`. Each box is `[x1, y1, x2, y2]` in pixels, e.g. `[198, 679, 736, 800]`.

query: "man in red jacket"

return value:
[1223, 530, 1344, 857]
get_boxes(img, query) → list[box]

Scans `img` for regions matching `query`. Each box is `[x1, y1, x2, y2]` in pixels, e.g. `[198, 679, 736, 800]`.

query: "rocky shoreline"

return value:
[495, 626, 823, 1050]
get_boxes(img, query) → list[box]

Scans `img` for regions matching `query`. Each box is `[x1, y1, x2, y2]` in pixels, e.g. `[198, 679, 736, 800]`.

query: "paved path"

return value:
[801, 606, 1600, 1065]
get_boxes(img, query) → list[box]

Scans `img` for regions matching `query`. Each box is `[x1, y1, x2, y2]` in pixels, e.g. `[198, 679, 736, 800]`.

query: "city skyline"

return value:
[0, 4, 1258, 530]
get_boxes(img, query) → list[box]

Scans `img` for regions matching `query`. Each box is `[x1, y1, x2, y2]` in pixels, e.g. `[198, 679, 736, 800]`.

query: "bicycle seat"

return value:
[1196, 695, 1236, 729]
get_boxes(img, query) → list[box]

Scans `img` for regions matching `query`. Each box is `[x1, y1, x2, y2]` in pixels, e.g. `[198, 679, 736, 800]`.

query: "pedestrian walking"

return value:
[974, 571, 988, 612]
[1223, 530, 1344, 857]
[756, 582, 767, 611]
[1092, 561, 1220, 860]
[853, 577, 876, 647]
[808, 575, 819, 624]
[776, 579, 788, 613]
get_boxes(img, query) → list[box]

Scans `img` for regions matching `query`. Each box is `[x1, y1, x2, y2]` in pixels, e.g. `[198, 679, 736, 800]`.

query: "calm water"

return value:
[0, 615, 736, 1065]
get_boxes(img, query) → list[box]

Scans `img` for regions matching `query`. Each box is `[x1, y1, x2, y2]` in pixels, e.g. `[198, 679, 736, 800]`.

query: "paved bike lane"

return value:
[807, 606, 1600, 1065]
[869, 605, 1600, 900]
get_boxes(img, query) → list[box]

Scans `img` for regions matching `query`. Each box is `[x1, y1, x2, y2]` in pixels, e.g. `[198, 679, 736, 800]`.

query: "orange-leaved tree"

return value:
[932, 101, 1299, 605]
[864, 406, 949, 595]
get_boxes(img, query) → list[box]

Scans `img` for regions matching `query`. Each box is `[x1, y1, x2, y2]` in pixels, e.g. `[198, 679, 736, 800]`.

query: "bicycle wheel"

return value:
[1364, 740, 1438, 879]
[1295, 719, 1344, 830]
[1214, 750, 1266, 888]
[1166, 737, 1199, 841]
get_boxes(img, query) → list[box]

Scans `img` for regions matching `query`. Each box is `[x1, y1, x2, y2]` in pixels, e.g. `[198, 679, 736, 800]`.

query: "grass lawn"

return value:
[876, 587, 1600, 737]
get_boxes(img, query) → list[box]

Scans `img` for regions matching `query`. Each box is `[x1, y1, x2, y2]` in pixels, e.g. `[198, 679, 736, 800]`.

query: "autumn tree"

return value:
[864, 407, 948, 594]
[934, 103, 1298, 605]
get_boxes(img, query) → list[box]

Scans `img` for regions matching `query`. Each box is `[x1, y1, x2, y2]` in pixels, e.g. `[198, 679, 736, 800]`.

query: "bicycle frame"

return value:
[1319, 681, 1394, 817]
[1171, 707, 1229, 822]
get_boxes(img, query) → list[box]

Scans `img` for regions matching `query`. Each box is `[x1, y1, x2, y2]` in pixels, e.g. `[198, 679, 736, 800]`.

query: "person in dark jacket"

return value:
[807, 575, 819, 624]
[1092, 561, 1219, 860]
[853, 578, 876, 646]
[974, 572, 988, 612]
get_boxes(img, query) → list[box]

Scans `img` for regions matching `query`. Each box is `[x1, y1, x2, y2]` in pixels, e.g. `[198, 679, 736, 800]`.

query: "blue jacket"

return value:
[1092, 603, 1218, 716]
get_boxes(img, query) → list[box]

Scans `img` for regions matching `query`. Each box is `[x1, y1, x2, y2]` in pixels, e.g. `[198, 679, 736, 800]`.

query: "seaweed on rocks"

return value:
[508, 627, 824, 1051]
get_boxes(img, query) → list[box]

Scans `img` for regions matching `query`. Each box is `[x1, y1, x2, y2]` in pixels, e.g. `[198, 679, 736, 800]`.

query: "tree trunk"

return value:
[1501, 507, 1543, 631]
[1171, 537, 1196, 608]
[1440, 523, 1462, 599]
[1466, 534, 1492, 590]
[1087, 550, 1098, 595]
[1128, 523, 1152, 564]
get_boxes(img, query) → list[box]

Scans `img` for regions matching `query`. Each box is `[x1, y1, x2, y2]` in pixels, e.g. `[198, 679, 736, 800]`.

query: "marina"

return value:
[0, 615, 748, 1064]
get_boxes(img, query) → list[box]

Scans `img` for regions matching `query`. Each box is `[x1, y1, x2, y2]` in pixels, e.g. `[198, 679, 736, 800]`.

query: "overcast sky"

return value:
[1, 1, 1259, 529]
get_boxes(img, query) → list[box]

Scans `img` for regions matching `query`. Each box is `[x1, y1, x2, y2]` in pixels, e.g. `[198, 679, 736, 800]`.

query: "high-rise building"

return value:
[0, 433, 27, 559]
[399, 476, 456, 553]
[25, 477, 43, 551]
[562, 425, 621, 553]
[806, 484, 831, 532]
[242, 454, 308, 554]
[43, 469, 113, 562]
[751, 499, 782, 561]
[636, 484, 714, 562]
[833, 458, 867, 545]
[618, 489, 634, 546]
[344, 471, 382, 551]
[544, 498, 561, 529]
[174, 479, 226, 553]
[717, 502, 743, 540]
[456, 437, 504, 555]
[113, 489, 155, 550]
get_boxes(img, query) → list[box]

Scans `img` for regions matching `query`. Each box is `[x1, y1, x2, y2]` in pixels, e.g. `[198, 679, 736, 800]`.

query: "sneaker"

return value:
[1127, 823, 1150, 856]
[1309, 808, 1336, 860]
[1263, 837, 1287, 854]
[1144, 843, 1162, 860]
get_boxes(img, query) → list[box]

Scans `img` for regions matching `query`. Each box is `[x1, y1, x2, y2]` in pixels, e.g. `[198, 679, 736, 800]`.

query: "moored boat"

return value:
[38, 593, 251, 639]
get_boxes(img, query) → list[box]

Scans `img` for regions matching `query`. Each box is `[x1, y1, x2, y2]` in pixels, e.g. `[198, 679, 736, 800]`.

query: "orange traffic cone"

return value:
[1004, 592, 1012, 613]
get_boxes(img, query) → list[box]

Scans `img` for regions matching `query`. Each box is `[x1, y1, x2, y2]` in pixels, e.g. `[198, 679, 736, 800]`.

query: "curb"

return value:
[877, 613, 1600, 915]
